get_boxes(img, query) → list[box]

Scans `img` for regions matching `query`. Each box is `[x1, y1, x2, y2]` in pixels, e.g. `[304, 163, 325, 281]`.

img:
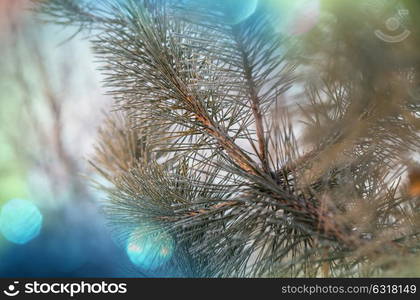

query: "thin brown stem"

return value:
[241, 49, 268, 171]
[232, 26, 269, 172]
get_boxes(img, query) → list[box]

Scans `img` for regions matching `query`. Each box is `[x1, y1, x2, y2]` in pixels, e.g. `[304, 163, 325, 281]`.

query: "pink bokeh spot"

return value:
[290, 6, 320, 36]
[0, 0, 27, 32]
[271, 0, 321, 37]
[288, 1, 320, 36]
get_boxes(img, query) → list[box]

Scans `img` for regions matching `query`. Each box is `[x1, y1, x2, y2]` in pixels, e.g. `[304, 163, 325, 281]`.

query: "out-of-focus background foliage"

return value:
[0, 0, 141, 277]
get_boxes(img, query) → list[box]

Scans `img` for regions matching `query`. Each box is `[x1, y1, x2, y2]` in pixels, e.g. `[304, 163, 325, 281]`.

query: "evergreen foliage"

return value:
[36, 0, 420, 277]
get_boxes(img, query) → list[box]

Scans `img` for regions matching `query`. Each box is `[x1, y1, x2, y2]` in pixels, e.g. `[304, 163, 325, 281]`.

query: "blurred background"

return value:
[0, 0, 143, 277]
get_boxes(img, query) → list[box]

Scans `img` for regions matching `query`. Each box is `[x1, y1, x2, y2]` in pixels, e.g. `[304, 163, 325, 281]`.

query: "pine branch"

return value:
[38, 0, 420, 277]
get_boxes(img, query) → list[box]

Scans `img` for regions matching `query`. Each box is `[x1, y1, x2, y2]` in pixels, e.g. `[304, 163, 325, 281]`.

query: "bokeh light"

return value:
[126, 226, 174, 271]
[188, 0, 259, 25]
[221, 0, 259, 24]
[0, 0, 27, 35]
[0, 198, 43, 245]
[269, 0, 320, 36]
